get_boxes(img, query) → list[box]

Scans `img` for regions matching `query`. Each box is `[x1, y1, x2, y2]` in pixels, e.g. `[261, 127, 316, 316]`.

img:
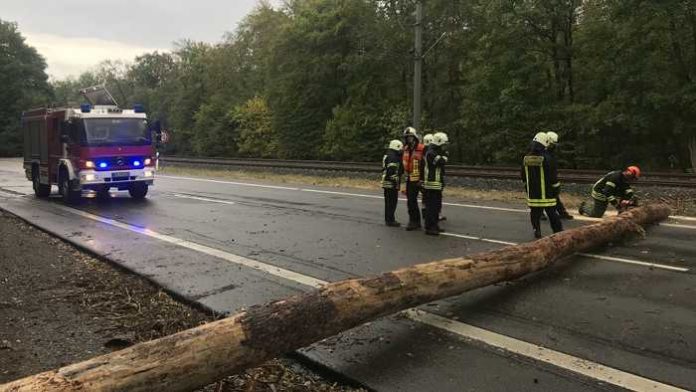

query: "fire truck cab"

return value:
[22, 87, 159, 203]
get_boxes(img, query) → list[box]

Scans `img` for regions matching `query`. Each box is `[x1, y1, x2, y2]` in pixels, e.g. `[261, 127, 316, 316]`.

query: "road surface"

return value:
[1, 158, 694, 392]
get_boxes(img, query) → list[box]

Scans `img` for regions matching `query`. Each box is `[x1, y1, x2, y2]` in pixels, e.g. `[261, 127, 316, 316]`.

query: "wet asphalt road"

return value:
[0, 158, 694, 392]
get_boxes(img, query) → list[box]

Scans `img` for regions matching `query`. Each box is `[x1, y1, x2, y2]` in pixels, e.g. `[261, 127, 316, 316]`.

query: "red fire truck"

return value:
[22, 87, 161, 203]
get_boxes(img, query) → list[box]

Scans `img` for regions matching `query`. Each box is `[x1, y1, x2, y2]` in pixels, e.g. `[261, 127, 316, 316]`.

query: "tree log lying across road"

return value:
[1, 204, 671, 392]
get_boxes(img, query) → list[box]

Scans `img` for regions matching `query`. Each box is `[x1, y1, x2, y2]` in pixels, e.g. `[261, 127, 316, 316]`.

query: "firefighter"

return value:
[382, 139, 404, 227]
[423, 132, 449, 236]
[522, 132, 563, 238]
[578, 166, 640, 217]
[402, 127, 426, 231]
[545, 131, 573, 220]
[421, 133, 434, 221]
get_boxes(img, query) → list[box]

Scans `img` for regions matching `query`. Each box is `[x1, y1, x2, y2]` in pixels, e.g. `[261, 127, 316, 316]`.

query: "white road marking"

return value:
[4, 197, 689, 390]
[48, 203, 326, 289]
[442, 232, 517, 246]
[159, 175, 301, 191]
[171, 193, 236, 205]
[671, 215, 696, 222]
[158, 175, 696, 230]
[157, 177, 692, 273]
[662, 223, 696, 230]
[441, 231, 689, 273]
[404, 309, 688, 392]
[577, 253, 690, 273]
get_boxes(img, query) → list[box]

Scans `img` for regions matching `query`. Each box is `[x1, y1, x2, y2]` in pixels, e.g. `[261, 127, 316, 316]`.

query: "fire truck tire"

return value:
[128, 182, 148, 199]
[32, 167, 51, 198]
[59, 168, 80, 204]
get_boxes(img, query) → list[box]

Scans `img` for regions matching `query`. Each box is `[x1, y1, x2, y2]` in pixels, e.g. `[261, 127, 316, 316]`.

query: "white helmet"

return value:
[432, 132, 449, 146]
[403, 126, 419, 140]
[533, 132, 550, 147]
[546, 131, 559, 145]
[423, 133, 434, 146]
[388, 139, 403, 151]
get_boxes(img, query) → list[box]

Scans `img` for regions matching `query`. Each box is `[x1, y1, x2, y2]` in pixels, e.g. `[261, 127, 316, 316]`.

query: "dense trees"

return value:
[3, 1, 695, 170]
[0, 19, 51, 156]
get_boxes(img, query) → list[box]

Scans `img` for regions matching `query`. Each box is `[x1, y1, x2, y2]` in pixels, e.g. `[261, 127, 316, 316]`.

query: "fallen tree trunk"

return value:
[1, 204, 671, 392]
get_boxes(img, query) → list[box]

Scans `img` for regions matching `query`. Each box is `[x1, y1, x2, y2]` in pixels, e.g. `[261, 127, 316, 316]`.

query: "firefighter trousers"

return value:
[406, 181, 421, 225]
[531, 207, 563, 233]
[579, 198, 608, 218]
[383, 188, 398, 223]
[423, 189, 442, 231]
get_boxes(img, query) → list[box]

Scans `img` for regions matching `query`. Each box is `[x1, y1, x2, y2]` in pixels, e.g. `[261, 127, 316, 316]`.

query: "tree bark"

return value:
[0, 204, 671, 392]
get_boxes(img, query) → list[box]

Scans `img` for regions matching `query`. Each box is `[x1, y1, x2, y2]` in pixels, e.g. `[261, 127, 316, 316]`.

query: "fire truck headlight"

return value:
[82, 174, 96, 182]
[85, 161, 95, 169]
[144, 170, 154, 178]
[144, 158, 152, 166]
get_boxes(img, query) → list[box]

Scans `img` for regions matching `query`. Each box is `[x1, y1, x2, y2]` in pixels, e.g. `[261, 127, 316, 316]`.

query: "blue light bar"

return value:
[133, 104, 145, 113]
[133, 160, 141, 167]
[98, 162, 108, 169]
[80, 104, 91, 113]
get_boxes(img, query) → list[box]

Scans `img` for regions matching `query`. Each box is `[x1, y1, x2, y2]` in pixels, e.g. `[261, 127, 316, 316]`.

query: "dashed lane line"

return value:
[10, 198, 687, 392]
[162, 190, 690, 274]
[404, 309, 688, 392]
[157, 175, 696, 228]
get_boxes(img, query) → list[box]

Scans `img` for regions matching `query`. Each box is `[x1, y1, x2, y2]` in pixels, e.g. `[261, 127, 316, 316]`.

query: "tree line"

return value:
[2, 0, 696, 171]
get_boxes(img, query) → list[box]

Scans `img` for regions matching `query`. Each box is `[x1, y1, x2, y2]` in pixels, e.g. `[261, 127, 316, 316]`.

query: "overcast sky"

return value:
[3, 0, 279, 80]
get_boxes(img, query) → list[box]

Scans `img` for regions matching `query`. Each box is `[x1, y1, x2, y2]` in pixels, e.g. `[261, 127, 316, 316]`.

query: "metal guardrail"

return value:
[160, 156, 696, 188]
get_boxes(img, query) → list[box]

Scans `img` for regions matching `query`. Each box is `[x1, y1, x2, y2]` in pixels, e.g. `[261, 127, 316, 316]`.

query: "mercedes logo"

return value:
[117, 159, 124, 166]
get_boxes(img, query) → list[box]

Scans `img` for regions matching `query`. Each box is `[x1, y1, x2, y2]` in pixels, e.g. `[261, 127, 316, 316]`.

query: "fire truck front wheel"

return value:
[58, 169, 80, 204]
[128, 182, 148, 199]
[32, 166, 50, 198]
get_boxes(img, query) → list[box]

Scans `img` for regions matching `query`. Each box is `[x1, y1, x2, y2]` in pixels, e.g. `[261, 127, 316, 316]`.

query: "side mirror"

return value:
[149, 120, 162, 135]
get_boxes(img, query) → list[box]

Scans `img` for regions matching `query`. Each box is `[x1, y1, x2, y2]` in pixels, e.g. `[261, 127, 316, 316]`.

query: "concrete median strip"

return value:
[1, 196, 686, 391]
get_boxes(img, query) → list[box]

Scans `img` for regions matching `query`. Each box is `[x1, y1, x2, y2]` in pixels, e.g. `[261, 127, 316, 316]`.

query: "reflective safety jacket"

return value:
[402, 143, 425, 182]
[522, 143, 560, 208]
[423, 146, 448, 191]
[381, 149, 402, 189]
[590, 170, 635, 205]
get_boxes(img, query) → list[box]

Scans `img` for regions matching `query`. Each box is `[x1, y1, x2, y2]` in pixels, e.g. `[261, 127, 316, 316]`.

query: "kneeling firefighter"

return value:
[381, 139, 403, 227]
[423, 132, 449, 236]
[522, 132, 563, 238]
[578, 166, 640, 217]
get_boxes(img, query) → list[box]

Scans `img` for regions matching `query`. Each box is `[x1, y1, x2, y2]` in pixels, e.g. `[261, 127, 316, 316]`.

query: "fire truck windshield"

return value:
[82, 118, 150, 146]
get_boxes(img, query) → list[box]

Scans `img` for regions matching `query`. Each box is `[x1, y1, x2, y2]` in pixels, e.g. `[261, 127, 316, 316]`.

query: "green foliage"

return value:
[0, 19, 51, 156]
[32, 0, 696, 170]
[235, 97, 278, 158]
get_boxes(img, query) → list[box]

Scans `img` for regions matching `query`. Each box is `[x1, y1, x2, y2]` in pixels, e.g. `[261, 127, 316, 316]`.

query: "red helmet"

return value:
[625, 165, 641, 179]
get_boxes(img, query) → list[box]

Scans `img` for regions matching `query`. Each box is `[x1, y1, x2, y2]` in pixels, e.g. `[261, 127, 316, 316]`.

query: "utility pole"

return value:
[413, 0, 423, 130]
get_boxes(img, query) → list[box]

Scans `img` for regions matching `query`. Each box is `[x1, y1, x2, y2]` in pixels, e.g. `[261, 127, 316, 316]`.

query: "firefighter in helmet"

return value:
[579, 166, 640, 217]
[381, 139, 404, 226]
[423, 132, 449, 235]
[545, 131, 573, 220]
[402, 127, 426, 230]
[522, 132, 563, 238]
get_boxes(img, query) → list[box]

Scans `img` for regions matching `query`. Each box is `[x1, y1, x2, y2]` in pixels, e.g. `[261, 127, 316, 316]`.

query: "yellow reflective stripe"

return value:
[552, 182, 561, 188]
[524, 165, 530, 195]
[606, 181, 616, 188]
[540, 163, 547, 200]
[387, 163, 399, 168]
[625, 188, 634, 194]
[592, 191, 607, 200]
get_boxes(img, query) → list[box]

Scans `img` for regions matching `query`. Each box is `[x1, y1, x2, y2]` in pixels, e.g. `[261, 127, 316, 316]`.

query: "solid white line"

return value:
[442, 232, 517, 246]
[441, 231, 689, 273]
[671, 215, 696, 222]
[159, 175, 696, 229]
[48, 203, 326, 289]
[171, 193, 236, 205]
[19, 200, 688, 390]
[404, 309, 688, 392]
[662, 223, 696, 230]
[577, 253, 690, 272]
[158, 175, 301, 191]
